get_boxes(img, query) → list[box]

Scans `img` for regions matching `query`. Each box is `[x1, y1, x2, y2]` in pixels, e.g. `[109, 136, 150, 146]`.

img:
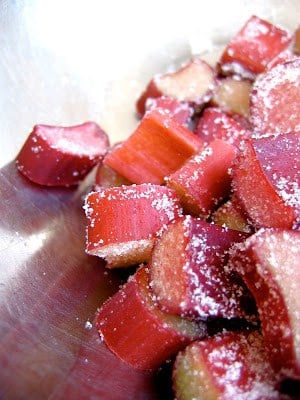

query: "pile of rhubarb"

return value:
[16, 15, 300, 399]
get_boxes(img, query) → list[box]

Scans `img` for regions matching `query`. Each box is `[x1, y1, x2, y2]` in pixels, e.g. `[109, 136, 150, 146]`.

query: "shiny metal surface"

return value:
[0, 1, 299, 399]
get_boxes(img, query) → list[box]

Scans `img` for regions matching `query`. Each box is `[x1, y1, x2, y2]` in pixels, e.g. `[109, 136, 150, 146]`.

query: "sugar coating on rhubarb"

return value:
[229, 228, 300, 378]
[250, 59, 300, 134]
[84, 184, 183, 267]
[150, 215, 256, 321]
[173, 330, 283, 400]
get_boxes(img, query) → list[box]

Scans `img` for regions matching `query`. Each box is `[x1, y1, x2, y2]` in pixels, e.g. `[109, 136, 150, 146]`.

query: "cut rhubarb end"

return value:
[167, 139, 237, 218]
[136, 57, 216, 117]
[145, 96, 194, 127]
[219, 15, 292, 75]
[149, 215, 256, 321]
[103, 109, 204, 185]
[232, 136, 299, 229]
[194, 107, 251, 147]
[211, 196, 253, 234]
[16, 122, 109, 187]
[229, 228, 300, 380]
[84, 184, 182, 268]
[173, 330, 284, 400]
[211, 76, 252, 118]
[96, 265, 207, 371]
[94, 163, 131, 190]
[250, 58, 300, 135]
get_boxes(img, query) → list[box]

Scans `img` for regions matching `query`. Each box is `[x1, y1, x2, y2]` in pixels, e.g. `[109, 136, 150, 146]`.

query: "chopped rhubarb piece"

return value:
[232, 133, 300, 229]
[211, 76, 252, 118]
[229, 228, 300, 380]
[94, 164, 131, 189]
[97, 265, 207, 370]
[219, 15, 292, 75]
[211, 196, 253, 233]
[173, 330, 284, 399]
[103, 109, 204, 185]
[84, 184, 182, 268]
[149, 215, 256, 321]
[136, 57, 216, 117]
[167, 139, 237, 217]
[250, 58, 300, 135]
[145, 96, 193, 126]
[15, 122, 109, 187]
[194, 107, 251, 146]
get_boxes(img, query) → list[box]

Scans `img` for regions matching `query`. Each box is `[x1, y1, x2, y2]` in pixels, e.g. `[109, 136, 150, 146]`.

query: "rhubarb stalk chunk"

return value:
[84, 184, 182, 268]
[232, 133, 300, 229]
[229, 228, 300, 380]
[149, 215, 256, 321]
[16, 122, 109, 186]
[103, 109, 204, 185]
[173, 330, 284, 400]
[167, 139, 237, 218]
[136, 57, 216, 117]
[219, 15, 292, 75]
[97, 265, 207, 370]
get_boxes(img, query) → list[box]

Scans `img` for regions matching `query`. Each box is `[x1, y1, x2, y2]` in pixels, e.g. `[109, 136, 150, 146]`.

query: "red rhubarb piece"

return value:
[250, 58, 300, 135]
[229, 228, 300, 380]
[194, 107, 251, 146]
[96, 265, 207, 370]
[211, 76, 252, 118]
[167, 138, 237, 217]
[84, 183, 182, 268]
[173, 330, 284, 399]
[136, 57, 216, 117]
[232, 133, 300, 229]
[15, 122, 109, 186]
[145, 96, 193, 126]
[219, 15, 292, 75]
[103, 109, 204, 185]
[149, 215, 256, 321]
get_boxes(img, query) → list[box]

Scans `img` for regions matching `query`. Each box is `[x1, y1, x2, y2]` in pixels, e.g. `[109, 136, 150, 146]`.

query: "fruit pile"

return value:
[16, 15, 300, 399]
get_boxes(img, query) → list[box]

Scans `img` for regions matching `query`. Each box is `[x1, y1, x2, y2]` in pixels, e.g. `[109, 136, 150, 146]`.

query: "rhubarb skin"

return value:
[16, 122, 109, 186]
[149, 215, 256, 321]
[84, 183, 182, 268]
[194, 107, 251, 147]
[229, 228, 300, 380]
[103, 109, 204, 185]
[167, 139, 237, 218]
[232, 134, 299, 229]
[250, 58, 300, 135]
[96, 265, 207, 371]
[136, 57, 216, 117]
[219, 15, 292, 75]
[173, 330, 285, 400]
